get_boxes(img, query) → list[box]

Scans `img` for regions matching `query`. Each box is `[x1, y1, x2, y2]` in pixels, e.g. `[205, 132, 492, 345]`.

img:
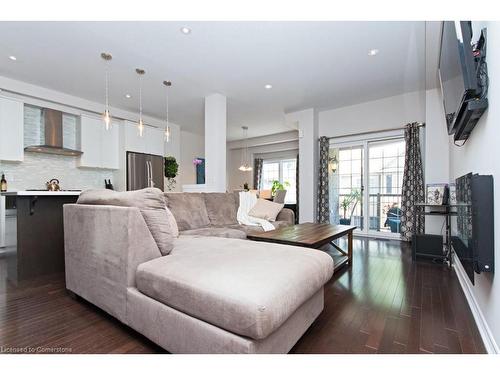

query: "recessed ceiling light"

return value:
[180, 27, 191, 35]
[125, 94, 132, 99]
[264, 84, 273, 89]
[8, 55, 17, 61]
[368, 49, 379, 56]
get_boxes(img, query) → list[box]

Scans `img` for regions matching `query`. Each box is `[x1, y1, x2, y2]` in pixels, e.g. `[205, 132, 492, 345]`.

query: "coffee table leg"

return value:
[348, 230, 353, 265]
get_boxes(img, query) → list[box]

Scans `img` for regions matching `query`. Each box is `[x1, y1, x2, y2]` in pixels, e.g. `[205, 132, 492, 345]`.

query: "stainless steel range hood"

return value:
[24, 108, 83, 156]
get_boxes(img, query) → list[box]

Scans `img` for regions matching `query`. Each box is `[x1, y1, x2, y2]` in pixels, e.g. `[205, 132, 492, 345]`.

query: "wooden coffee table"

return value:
[247, 222, 356, 271]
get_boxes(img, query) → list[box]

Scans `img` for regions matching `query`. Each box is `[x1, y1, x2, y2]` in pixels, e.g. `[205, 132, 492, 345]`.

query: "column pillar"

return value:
[204, 93, 227, 192]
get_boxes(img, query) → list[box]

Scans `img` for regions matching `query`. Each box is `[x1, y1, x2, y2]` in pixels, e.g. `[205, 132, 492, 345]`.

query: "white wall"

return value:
[446, 21, 500, 352]
[424, 88, 450, 235]
[319, 90, 425, 137]
[286, 109, 317, 223]
[179, 130, 205, 187]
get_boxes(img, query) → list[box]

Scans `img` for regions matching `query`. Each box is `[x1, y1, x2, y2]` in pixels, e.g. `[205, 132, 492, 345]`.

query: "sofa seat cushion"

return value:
[203, 192, 239, 226]
[164, 193, 211, 231]
[180, 227, 246, 240]
[136, 236, 333, 340]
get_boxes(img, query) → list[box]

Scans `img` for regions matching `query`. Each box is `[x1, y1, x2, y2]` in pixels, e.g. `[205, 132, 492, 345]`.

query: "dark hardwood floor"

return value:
[0, 237, 485, 354]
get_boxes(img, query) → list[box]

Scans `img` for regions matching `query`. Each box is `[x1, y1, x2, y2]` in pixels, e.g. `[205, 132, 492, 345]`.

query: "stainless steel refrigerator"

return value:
[126, 152, 164, 191]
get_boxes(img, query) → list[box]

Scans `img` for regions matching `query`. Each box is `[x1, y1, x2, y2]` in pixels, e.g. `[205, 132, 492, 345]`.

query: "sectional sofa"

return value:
[163, 191, 295, 239]
[63, 189, 333, 353]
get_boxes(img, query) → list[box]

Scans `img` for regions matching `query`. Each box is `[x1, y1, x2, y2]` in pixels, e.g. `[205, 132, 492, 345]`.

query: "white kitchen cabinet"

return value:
[78, 115, 119, 169]
[123, 120, 164, 156]
[0, 97, 24, 162]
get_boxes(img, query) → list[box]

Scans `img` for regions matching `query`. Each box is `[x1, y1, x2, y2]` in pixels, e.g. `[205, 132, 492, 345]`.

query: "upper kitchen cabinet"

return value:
[0, 97, 24, 162]
[78, 115, 120, 169]
[123, 120, 164, 156]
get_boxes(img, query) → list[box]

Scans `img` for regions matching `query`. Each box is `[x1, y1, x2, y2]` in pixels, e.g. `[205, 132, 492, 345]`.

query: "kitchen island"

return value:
[0, 191, 80, 284]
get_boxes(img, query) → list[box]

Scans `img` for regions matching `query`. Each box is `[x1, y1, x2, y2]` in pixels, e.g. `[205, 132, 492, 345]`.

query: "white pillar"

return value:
[204, 93, 227, 192]
[285, 108, 318, 223]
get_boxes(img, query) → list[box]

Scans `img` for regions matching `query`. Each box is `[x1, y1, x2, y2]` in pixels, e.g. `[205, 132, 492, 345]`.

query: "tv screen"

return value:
[439, 22, 467, 133]
[438, 21, 487, 141]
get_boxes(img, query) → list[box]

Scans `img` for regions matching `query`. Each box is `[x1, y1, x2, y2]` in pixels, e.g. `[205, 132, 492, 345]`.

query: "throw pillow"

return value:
[77, 188, 175, 255]
[248, 198, 284, 222]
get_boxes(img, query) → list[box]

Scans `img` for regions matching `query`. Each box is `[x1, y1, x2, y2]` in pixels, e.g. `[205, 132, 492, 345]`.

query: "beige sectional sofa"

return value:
[63, 189, 333, 353]
[164, 192, 295, 239]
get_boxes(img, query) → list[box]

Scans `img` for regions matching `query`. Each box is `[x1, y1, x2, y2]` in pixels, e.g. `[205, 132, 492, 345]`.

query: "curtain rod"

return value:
[324, 122, 425, 140]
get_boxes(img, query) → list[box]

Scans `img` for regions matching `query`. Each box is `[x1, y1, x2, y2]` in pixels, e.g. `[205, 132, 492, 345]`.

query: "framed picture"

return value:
[449, 183, 457, 204]
[426, 183, 447, 205]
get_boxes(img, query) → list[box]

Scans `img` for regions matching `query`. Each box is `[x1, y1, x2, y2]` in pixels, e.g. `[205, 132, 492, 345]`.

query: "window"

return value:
[262, 158, 297, 203]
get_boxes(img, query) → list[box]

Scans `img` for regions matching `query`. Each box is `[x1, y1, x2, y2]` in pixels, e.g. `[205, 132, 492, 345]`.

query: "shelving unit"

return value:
[412, 203, 463, 267]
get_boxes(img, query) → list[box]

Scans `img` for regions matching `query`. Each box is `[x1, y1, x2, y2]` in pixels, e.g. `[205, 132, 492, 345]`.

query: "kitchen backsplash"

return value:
[0, 153, 114, 191]
[1, 106, 113, 191]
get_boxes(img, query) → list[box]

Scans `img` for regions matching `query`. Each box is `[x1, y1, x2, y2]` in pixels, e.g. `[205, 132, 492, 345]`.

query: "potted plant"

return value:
[243, 182, 249, 191]
[339, 189, 361, 225]
[164, 156, 179, 191]
[271, 180, 290, 197]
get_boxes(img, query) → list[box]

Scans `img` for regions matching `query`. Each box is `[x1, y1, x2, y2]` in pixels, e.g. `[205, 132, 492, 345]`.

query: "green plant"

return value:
[340, 189, 362, 219]
[164, 156, 179, 179]
[271, 180, 290, 196]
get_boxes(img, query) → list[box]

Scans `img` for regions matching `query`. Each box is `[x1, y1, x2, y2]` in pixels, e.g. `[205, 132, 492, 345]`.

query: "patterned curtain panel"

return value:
[317, 136, 330, 223]
[400, 122, 425, 241]
[253, 158, 263, 190]
[296, 153, 299, 223]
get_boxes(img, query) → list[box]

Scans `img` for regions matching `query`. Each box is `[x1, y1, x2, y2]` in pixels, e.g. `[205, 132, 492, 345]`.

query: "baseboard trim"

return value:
[452, 254, 499, 354]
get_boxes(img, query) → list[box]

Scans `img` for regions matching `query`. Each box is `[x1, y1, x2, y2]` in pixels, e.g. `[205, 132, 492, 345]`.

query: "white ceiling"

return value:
[0, 21, 433, 140]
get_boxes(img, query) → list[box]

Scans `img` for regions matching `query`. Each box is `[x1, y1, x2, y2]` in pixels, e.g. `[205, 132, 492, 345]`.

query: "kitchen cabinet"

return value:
[123, 120, 165, 157]
[78, 115, 120, 169]
[0, 97, 24, 162]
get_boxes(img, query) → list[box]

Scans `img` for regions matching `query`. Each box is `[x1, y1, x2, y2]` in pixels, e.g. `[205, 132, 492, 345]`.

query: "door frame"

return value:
[329, 131, 405, 240]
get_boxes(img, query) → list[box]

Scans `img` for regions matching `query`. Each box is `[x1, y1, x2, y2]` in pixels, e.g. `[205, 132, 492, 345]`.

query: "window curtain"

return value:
[317, 136, 330, 223]
[253, 158, 263, 190]
[400, 122, 425, 241]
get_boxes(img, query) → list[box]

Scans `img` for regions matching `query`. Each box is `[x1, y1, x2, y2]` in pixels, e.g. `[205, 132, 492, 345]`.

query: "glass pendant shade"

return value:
[101, 52, 112, 130]
[136, 68, 145, 137]
[103, 109, 111, 131]
[163, 80, 172, 143]
[239, 126, 253, 172]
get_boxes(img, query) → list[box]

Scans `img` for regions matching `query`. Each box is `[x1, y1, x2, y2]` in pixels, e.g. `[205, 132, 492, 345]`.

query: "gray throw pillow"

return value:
[77, 188, 175, 255]
[248, 199, 284, 222]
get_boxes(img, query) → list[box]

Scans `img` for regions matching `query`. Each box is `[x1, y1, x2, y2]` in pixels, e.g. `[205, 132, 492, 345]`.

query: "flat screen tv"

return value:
[438, 21, 488, 143]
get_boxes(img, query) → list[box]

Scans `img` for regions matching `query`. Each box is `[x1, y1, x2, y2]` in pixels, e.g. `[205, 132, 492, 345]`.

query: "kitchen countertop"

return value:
[1, 191, 82, 196]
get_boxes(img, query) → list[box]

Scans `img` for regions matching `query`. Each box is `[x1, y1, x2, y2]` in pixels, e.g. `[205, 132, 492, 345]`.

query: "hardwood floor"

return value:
[0, 237, 485, 354]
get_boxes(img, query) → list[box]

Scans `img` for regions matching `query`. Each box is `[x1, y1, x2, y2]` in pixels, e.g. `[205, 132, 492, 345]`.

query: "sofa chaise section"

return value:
[64, 203, 333, 353]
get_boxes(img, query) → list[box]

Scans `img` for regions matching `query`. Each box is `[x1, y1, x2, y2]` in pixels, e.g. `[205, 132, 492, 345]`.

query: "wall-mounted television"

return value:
[438, 21, 488, 143]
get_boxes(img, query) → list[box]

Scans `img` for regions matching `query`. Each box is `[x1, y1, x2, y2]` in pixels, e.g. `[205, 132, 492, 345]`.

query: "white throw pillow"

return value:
[248, 199, 284, 222]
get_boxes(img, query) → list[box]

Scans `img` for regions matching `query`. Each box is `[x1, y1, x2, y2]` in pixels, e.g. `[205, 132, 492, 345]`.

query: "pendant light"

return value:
[163, 80, 172, 142]
[238, 126, 253, 172]
[101, 52, 112, 130]
[136, 68, 145, 137]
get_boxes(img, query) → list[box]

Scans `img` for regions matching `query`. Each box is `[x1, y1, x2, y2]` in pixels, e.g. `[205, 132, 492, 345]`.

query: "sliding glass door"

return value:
[329, 136, 405, 238]
[329, 143, 365, 231]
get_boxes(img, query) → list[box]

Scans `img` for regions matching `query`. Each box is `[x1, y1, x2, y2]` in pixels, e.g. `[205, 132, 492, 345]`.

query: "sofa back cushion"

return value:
[164, 193, 211, 231]
[203, 192, 238, 226]
[77, 188, 175, 255]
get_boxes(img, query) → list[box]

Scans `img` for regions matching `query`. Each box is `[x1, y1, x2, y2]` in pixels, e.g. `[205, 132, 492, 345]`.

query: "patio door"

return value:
[329, 136, 405, 239]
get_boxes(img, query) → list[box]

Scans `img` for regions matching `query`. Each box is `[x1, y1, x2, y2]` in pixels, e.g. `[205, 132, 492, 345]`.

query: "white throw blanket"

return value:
[237, 191, 275, 232]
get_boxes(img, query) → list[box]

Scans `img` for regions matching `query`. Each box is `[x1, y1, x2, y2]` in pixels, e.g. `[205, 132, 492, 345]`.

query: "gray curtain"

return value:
[400, 122, 425, 241]
[317, 136, 330, 223]
[253, 158, 263, 190]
